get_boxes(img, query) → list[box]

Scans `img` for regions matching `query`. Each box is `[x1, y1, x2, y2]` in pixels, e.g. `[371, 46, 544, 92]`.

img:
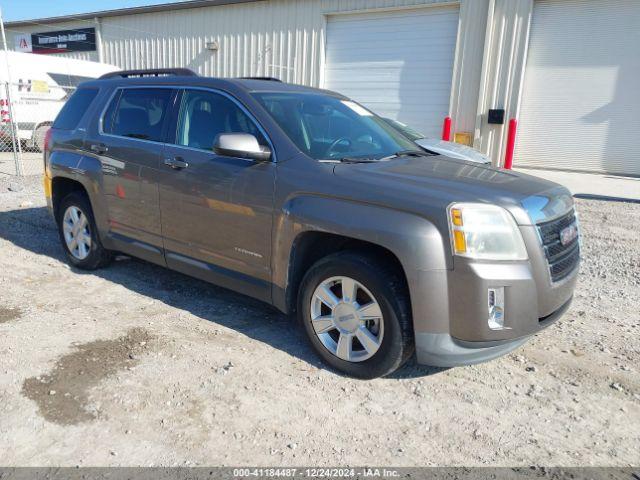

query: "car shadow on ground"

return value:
[0, 206, 446, 380]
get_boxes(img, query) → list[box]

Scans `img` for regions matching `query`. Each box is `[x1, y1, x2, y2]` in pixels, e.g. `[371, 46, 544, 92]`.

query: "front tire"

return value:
[298, 252, 414, 379]
[57, 192, 112, 270]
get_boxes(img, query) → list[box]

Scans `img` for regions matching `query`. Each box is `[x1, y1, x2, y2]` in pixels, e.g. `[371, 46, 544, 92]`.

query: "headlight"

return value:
[448, 203, 528, 260]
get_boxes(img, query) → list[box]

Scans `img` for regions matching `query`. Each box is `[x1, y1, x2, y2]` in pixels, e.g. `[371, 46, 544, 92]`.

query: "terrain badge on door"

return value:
[234, 247, 263, 259]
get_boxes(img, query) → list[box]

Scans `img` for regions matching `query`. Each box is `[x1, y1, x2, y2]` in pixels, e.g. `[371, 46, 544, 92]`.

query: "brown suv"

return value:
[44, 69, 580, 378]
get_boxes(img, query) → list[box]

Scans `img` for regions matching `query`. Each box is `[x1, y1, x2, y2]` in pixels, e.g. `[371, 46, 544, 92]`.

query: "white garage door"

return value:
[324, 6, 459, 138]
[515, 0, 640, 176]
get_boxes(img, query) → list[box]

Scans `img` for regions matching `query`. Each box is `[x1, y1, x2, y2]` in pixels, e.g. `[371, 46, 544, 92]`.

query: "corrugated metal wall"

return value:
[99, 0, 460, 85]
[4, 0, 453, 85]
[449, 0, 489, 136]
[475, 0, 533, 163]
[5, 0, 513, 165]
[515, 0, 640, 176]
[8, 0, 633, 172]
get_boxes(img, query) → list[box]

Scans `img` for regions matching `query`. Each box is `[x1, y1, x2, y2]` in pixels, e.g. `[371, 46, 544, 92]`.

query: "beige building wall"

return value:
[475, 0, 533, 164]
[6, 0, 533, 166]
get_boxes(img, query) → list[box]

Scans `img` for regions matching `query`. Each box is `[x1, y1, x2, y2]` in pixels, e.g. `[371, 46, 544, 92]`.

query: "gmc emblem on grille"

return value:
[560, 223, 579, 246]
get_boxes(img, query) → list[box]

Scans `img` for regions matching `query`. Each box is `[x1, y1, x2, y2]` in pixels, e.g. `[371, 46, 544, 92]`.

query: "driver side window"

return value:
[176, 90, 266, 152]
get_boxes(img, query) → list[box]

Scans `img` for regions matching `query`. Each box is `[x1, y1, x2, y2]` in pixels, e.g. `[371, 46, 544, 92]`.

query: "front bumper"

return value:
[415, 297, 572, 367]
[411, 226, 579, 366]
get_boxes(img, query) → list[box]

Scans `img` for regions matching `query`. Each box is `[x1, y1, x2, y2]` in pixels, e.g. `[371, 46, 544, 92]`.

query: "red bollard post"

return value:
[442, 116, 452, 142]
[504, 118, 517, 170]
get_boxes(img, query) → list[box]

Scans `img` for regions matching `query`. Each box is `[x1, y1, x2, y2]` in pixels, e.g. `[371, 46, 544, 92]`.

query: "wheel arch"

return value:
[49, 151, 108, 232]
[284, 231, 410, 316]
[272, 195, 450, 323]
[51, 176, 89, 221]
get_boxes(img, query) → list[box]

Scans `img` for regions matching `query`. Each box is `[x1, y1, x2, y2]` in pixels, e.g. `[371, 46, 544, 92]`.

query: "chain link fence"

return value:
[0, 80, 76, 177]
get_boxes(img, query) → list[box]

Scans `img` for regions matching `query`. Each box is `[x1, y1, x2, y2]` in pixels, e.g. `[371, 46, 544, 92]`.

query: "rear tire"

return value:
[57, 192, 112, 270]
[298, 251, 414, 379]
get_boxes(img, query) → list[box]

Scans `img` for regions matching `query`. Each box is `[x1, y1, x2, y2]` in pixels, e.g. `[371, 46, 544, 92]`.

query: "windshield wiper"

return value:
[326, 151, 432, 163]
[336, 157, 378, 164]
[381, 149, 435, 161]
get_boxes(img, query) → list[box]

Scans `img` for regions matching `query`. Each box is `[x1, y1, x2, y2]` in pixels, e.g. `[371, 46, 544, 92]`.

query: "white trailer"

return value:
[0, 51, 117, 151]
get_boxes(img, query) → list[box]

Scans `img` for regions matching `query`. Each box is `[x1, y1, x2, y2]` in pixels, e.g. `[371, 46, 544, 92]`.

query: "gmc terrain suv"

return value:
[44, 69, 580, 378]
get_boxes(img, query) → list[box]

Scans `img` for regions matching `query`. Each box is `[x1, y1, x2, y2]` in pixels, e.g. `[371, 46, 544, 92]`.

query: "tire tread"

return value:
[58, 191, 112, 270]
[298, 250, 414, 378]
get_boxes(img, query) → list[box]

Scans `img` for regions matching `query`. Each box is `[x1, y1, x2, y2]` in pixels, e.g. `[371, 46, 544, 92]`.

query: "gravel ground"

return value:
[0, 176, 638, 467]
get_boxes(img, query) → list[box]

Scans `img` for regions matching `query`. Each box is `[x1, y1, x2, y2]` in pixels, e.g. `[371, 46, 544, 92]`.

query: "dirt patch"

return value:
[1, 180, 639, 466]
[22, 328, 154, 425]
[0, 306, 22, 323]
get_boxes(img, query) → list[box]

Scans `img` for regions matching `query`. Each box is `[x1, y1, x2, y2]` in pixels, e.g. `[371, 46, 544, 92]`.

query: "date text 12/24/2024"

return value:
[233, 468, 400, 478]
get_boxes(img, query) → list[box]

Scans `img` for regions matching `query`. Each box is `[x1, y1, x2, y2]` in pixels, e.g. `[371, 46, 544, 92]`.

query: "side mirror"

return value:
[213, 133, 272, 162]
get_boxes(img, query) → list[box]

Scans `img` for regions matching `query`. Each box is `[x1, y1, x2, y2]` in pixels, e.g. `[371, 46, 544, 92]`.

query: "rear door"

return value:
[158, 88, 276, 302]
[88, 86, 176, 263]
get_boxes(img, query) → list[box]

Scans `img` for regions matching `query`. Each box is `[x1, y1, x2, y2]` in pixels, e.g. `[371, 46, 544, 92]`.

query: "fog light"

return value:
[488, 287, 506, 330]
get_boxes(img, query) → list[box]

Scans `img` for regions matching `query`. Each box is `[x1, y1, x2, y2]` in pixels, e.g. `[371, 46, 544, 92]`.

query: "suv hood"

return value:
[416, 138, 491, 164]
[333, 156, 573, 226]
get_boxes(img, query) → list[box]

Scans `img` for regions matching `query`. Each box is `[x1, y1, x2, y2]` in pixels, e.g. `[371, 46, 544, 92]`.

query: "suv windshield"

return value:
[253, 92, 419, 161]
[383, 118, 426, 142]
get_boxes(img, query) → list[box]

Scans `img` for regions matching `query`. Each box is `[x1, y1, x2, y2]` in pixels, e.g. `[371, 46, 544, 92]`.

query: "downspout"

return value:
[510, 4, 533, 130]
[94, 17, 104, 63]
[474, 0, 495, 156]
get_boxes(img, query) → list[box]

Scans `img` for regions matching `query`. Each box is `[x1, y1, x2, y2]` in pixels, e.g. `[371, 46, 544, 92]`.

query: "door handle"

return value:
[164, 157, 189, 170]
[90, 143, 108, 155]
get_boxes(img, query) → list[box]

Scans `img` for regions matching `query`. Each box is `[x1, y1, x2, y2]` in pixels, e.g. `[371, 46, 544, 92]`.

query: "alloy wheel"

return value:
[310, 276, 384, 362]
[62, 206, 92, 260]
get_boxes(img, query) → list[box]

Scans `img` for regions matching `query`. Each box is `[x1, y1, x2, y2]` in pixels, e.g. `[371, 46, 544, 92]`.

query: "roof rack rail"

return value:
[100, 68, 198, 79]
[239, 76, 283, 82]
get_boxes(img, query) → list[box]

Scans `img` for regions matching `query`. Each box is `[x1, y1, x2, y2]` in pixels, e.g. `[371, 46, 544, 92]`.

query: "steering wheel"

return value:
[326, 137, 352, 157]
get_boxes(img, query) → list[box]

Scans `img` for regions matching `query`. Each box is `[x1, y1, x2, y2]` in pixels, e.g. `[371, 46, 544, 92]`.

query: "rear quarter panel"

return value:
[47, 85, 117, 238]
[49, 151, 109, 232]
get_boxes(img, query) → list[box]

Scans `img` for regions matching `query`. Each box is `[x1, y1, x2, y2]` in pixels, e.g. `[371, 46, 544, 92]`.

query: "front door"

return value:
[158, 88, 276, 302]
[90, 87, 176, 263]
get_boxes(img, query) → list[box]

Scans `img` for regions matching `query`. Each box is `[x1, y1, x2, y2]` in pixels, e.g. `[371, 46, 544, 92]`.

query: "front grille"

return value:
[537, 210, 580, 282]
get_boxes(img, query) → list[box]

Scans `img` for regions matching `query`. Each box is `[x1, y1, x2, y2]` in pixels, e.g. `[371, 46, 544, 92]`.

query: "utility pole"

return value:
[0, 7, 23, 176]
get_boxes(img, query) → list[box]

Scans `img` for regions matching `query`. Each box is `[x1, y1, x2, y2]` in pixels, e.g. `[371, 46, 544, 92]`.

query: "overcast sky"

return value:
[2, 0, 182, 22]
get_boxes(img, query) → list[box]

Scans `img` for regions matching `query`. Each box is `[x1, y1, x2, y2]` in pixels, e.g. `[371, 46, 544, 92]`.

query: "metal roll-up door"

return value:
[515, 0, 640, 176]
[324, 6, 459, 138]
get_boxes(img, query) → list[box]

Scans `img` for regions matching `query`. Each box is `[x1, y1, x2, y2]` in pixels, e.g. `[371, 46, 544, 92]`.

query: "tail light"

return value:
[44, 127, 53, 154]
[43, 127, 53, 177]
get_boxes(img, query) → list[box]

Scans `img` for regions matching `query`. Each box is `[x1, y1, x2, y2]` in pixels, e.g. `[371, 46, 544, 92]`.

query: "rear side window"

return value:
[103, 88, 173, 142]
[53, 88, 99, 130]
